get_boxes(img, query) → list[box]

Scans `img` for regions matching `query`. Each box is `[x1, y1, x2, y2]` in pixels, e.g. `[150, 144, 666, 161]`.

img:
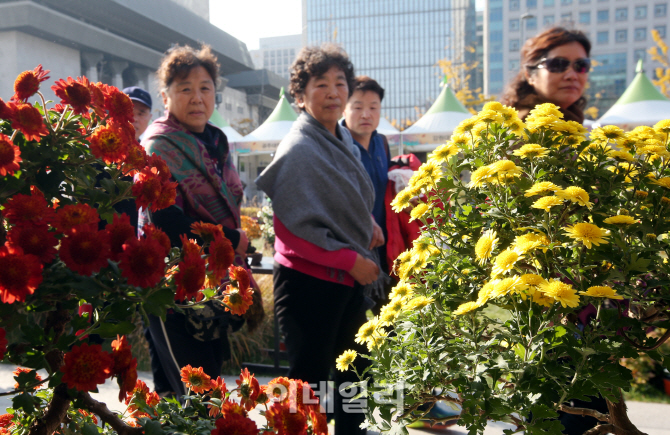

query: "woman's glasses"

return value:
[535, 57, 591, 74]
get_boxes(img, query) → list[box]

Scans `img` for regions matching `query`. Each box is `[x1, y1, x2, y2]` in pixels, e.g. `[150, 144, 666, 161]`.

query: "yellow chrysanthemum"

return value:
[489, 160, 523, 178]
[513, 143, 549, 159]
[391, 188, 413, 212]
[506, 119, 526, 135]
[471, 122, 491, 139]
[513, 233, 548, 254]
[555, 186, 593, 208]
[609, 150, 634, 162]
[416, 161, 443, 185]
[531, 289, 555, 307]
[477, 109, 504, 125]
[475, 229, 499, 264]
[453, 117, 478, 136]
[519, 274, 547, 299]
[562, 120, 588, 136]
[524, 181, 561, 197]
[591, 125, 625, 142]
[469, 165, 493, 188]
[532, 196, 564, 212]
[355, 317, 380, 345]
[389, 282, 414, 300]
[528, 103, 563, 119]
[409, 203, 429, 222]
[430, 142, 460, 163]
[652, 177, 670, 189]
[396, 255, 426, 281]
[491, 249, 522, 277]
[603, 215, 637, 225]
[539, 279, 580, 308]
[450, 133, 470, 147]
[635, 190, 649, 199]
[336, 350, 358, 372]
[366, 328, 388, 351]
[412, 237, 439, 262]
[564, 223, 609, 249]
[579, 285, 624, 300]
[482, 101, 504, 112]
[453, 301, 481, 316]
[654, 119, 670, 134]
[477, 281, 497, 305]
[379, 297, 405, 326]
[405, 296, 434, 311]
[491, 276, 523, 298]
[500, 106, 520, 124]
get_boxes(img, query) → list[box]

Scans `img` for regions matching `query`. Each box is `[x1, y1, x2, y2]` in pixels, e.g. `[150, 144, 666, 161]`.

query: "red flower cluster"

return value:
[118, 225, 169, 288]
[52, 77, 92, 115]
[0, 244, 43, 304]
[223, 265, 254, 316]
[174, 236, 206, 301]
[265, 377, 327, 435]
[13, 65, 50, 102]
[111, 335, 138, 402]
[60, 342, 113, 392]
[132, 154, 178, 212]
[124, 379, 160, 426]
[0, 134, 21, 177]
[6, 101, 49, 142]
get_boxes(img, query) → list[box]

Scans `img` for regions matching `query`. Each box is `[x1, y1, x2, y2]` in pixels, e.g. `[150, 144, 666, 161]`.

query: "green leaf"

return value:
[82, 423, 101, 435]
[12, 393, 36, 414]
[90, 321, 135, 337]
[142, 420, 165, 435]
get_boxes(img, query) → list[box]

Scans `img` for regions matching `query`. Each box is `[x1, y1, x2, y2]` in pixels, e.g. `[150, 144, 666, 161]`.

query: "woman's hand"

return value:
[349, 254, 379, 285]
[370, 220, 385, 249]
[236, 229, 249, 256]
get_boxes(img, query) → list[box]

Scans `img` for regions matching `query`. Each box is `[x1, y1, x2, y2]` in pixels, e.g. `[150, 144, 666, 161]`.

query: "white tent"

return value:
[595, 60, 670, 129]
[377, 117, 401, 149]
[400, 83, 471, 153]
[236, 88, 298, 155]
[209, 110, 243, 142]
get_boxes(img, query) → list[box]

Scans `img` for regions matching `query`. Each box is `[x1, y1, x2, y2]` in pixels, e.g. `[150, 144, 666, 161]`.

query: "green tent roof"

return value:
[209, 110, 230, 128]
[264, 87, 299, 123]
[613, 60, 669, 105]
[424, 83, 470, 116]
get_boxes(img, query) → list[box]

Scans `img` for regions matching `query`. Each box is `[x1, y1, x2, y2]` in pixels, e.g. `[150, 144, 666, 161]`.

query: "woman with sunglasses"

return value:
[501, 27, 591, 123]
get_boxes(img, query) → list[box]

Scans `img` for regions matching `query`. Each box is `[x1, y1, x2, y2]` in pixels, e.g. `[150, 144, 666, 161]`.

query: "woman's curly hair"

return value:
[157, 44, 219, 89]
[289, 43, 355, 104]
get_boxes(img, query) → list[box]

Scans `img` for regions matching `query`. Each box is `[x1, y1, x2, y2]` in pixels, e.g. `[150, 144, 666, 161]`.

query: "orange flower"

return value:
[111, 335, 138, 402]
[228, 265, 250, 291]
[13, 65, 50, 102]
[235, 368, 260, 411]
[51, 77, 91, 115]
[54, 203, 100, 234]
[0, 98, 12, 120]
[124, 379, 150, 407]
[132, 168, 162, 211]
[76, 409, 99, 425]
[60, 342, 113, 392]
[211, 413, 258, 435]
[309, 406, 328, 435]
[208, 235, 235, 281]
[121, 143, 147, 176]
[0, 134, 21, 177]
[13, 367, 42, 390]
[223, 284, 253, 316]
[0, 244, 43, 304]
[87, 80, 107, 117]
[0, 413, 13, 428]
[142, 224, 171, 257]
[208, 376, 228, 417]
[106, 213, 136, 262]
[59, 227, 111, 276]
[0, 329, 7, 361]
[146, 153, 172, 181]
[174, 250, 206, 301]
[154, 178, 178, 211]
[6, 223, 58, 264]
[119, 236, 166, 288]
[2, 190, 55, 227]
[221, 400, 248, 418]
[180, 365, 212, 394]
[102, 84, 134, 124]
[89, 124, 130, 165]
[267, 376, 291, 401]
[265, 400, 308, 435]
[8, 102, 48, 142]
[191, 222, 225, 242]
[125, 379, 158, 420]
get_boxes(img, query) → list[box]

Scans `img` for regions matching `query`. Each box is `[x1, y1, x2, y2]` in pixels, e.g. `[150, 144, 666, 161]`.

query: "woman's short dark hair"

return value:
[289, 44, 355, 103]
[352, 76, 385, 102]
[500, 27, 591, 110]
[157, 44, 219, 90]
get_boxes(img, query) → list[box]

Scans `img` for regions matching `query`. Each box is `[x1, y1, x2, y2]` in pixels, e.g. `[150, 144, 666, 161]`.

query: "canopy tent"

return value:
[377, 117, 401, 149]
[400, 82, 471, 153]
[209, 110, 244, 142]
[595, 60, 670, 129]
[236, 88, 298, 155]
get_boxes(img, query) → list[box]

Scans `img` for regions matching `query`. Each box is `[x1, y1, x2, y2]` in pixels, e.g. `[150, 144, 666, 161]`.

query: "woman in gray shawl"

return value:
[256, 44, 382, 435]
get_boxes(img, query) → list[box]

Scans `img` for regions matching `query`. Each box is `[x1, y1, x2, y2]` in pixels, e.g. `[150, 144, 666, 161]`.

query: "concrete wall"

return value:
[169, 0, 209, 21]
[0, 31, 80, 103]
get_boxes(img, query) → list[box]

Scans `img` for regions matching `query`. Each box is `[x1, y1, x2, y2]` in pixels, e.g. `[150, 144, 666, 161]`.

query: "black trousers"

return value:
[274, 264, 369, 435]
[147, 312, 230, 395]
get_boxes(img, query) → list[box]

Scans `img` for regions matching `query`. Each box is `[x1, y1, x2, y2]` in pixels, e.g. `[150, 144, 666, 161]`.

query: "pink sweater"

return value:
[273, 216, 358, 286]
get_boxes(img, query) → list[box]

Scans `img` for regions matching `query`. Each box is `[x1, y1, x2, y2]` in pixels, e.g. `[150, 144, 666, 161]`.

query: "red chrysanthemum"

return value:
[13, 65, 50, 102]
[208, 376, 228, 417]
[77, 409, 99, 425]
[289, 379, 320, 413]
[6, 223, 58, 264]
[124, 379, 150, 407]
[0, 328, 7, 361]
[228, 265, 250, 291]
[89, 124, 130, 165]
[265, 400, 308, 435]
[0, 98, 12, 120]
[102, 84, 134, 124]
[211, 413, 258, 435]
[13, 367, 42, 390]
[221, 400, 248, 418]
[0, 134, 21, 177]
[59, 227, 110, 276]
[0, 244, 43, 304]
[267, 376, 291, 401]
[235, 368, 260, 411]
[153, 178, 178, 212]
[190, 221, 225, 242]
[309, 406, 328, 435]
[54, 203, 100, 234]
[125, 380, 158, 422]
[142, 224, 171, 257]
[111, 335, 138, 402]
[51, 77, 91, 115]
[208, 235, 235, 281]
[60, 342, 113, 392]
[121, 142, 147, 176]
[174, 238, 206, 302]
[223, 283, 254, 316]
[118, 237, 166, 288]
[107, 213, 136, 262]
[8, 102, 48, 142]
[180, 364, 212, 395]
[132, 168, 162, 211]
[85, 79, 106, 118]
[146, 153, 172, 181]
[1, 189, 55, 227]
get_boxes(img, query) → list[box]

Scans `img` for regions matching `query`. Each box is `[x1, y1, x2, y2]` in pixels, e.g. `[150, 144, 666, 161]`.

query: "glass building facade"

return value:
[304, 0, 477, 123]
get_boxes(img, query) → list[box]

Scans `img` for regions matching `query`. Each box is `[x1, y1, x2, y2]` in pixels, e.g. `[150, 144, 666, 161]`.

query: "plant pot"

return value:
[249, 252, 263, 266]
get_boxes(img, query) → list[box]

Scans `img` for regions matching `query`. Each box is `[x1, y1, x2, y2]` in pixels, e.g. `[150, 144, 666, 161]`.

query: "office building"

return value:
[250, 35, 303, 80]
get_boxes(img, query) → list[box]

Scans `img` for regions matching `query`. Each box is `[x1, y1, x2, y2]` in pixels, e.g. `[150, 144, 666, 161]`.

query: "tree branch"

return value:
[620, 327, 670, 351]
[29, 384, 71, 435]
[79, 392, 144, 435]
[559, 404, 609, 422]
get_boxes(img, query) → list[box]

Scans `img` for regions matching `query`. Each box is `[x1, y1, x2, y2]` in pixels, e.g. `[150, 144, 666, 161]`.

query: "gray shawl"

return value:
[256, 112, 376, 259]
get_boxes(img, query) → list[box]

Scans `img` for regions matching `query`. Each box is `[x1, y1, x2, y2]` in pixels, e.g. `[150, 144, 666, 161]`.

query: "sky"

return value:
[210, 0, 303, 50]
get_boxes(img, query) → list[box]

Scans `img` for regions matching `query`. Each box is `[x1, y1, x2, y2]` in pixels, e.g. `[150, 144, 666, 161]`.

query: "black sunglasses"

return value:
[534, 57, 591, 74]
